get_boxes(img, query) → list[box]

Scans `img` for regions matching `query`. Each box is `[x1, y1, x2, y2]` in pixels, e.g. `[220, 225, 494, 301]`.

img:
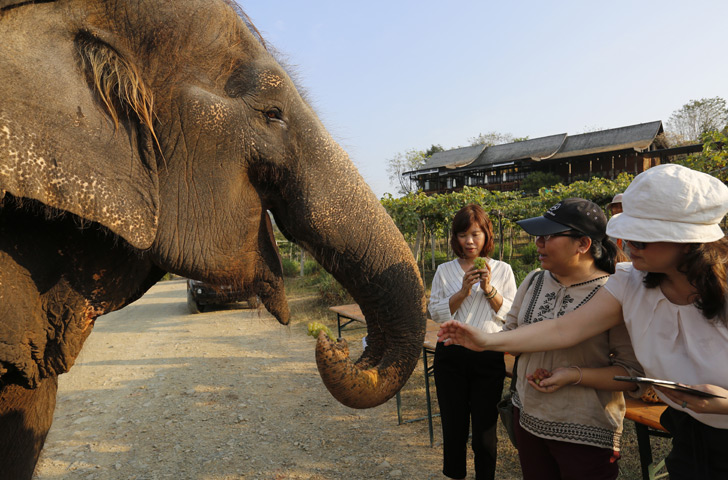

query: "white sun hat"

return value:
[606, 164, 728, 243]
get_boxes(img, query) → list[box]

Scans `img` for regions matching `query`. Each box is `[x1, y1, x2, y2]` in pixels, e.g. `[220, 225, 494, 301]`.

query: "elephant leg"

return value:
[0, 376, 58, 480]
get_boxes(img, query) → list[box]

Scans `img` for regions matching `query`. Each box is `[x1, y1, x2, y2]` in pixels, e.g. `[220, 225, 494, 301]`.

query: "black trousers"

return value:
[660, 406, 728, 479]
[434, 343, 505, 480]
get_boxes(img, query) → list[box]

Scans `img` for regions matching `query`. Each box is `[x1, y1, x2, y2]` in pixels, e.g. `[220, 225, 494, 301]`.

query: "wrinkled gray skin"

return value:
[0, 0, 426, 477]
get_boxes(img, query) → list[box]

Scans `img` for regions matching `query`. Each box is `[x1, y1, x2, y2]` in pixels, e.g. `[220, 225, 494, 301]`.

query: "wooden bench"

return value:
[329, 304, 670, 479]
[624, 397, 669, 480]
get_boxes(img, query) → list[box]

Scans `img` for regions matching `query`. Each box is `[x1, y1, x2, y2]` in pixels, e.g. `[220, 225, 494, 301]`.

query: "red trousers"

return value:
[513, 407, 619, 480]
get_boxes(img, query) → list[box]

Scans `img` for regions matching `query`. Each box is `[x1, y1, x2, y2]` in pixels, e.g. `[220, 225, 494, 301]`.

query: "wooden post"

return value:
[299, 249, 305, 277]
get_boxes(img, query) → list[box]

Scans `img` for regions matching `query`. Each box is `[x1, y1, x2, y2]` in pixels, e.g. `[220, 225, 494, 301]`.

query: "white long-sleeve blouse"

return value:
[429, 257, 517, 333]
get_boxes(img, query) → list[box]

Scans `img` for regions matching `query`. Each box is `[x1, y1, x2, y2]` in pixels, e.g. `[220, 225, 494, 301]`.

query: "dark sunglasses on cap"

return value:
[626, 240, 649, 250]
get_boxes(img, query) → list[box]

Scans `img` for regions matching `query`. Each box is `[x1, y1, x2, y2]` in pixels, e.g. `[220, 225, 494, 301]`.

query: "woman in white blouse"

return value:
[437, 164, 728, 479]
[429, 204, 517, 480]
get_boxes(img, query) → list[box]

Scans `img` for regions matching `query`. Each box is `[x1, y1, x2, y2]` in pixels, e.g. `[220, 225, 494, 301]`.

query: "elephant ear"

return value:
[0, 13, 159, 249]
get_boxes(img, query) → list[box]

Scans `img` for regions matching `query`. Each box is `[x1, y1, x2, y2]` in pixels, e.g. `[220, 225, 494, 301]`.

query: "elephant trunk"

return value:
[271, 151, 427, 408]
[313, 217, 427, 408]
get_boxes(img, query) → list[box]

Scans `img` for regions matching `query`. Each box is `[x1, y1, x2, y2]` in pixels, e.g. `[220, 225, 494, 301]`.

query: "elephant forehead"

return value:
[185, 95, 235, 133]
[259, 71, 284, 90]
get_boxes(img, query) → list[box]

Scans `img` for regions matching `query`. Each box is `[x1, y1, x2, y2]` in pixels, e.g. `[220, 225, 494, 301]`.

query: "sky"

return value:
[240, 1, 728, 198]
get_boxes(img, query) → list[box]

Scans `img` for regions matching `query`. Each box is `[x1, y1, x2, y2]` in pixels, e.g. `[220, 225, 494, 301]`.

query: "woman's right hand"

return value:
[460, 268, 484, 296]
[437, 320, 488, 351]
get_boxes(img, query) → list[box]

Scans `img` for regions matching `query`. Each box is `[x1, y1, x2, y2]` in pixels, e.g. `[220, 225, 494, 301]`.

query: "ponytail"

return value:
[589, 237, 624, 274]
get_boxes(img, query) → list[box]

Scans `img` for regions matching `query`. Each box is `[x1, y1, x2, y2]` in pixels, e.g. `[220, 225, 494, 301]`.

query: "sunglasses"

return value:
[626, 240, 649, 250]
[536, 232, 584, 242]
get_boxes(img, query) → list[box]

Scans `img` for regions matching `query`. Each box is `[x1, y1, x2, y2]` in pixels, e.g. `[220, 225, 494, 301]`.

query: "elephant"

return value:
[0, 0, 427, 477]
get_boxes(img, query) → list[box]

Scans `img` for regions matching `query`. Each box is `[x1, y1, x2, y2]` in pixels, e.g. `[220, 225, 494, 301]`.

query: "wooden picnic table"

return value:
[625, 397, 669, 480]
[329, 304, 670, 479]
[328, 303, 366, 338]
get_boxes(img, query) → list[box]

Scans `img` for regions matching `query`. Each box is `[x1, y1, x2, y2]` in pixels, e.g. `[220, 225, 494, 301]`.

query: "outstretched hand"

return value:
[655, 384, 728, 415]
[437, 320, 488, 352]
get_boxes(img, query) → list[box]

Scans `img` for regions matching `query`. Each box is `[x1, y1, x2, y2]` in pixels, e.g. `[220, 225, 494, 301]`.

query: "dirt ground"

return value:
[31, 278, 504, 479]
[32, 278, 667, 479]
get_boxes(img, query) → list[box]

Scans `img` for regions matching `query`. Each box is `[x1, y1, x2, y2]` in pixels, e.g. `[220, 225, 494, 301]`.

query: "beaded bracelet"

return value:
[484, 286, 498, 299]
[570, 365, 583, 385]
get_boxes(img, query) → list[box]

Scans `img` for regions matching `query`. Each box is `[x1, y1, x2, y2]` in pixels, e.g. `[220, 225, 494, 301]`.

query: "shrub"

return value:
[492, 242, 512, 260]
[315, 272, 352, 305]
[304, 259, 323, 276]
[510, 259, 539, 286]
[281, 258, 300, 277]
[422, 250, 449, 268]
[517, 242, 539, 265]
[520, 171, 563, 193]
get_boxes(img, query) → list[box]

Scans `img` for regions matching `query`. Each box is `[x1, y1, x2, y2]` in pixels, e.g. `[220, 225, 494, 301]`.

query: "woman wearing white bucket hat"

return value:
[437, 164, 728, 479]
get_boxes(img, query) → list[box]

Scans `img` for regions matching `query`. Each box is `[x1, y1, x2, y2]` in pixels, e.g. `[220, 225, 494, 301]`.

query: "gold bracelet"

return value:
[484, 286, 497, 299]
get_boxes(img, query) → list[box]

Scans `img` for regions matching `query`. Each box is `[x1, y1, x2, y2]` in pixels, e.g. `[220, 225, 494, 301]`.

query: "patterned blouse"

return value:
[505, 269, 644, 450]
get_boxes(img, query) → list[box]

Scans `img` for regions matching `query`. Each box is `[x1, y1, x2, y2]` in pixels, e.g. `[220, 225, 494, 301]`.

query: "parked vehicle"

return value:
[186, 278, 258, 314]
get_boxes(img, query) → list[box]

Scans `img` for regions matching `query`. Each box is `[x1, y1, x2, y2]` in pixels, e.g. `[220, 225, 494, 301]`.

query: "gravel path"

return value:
[33, 278, 518, 479]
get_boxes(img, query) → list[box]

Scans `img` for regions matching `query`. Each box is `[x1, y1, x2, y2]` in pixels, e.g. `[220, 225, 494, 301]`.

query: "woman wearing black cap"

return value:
[501, 198, 641, 480]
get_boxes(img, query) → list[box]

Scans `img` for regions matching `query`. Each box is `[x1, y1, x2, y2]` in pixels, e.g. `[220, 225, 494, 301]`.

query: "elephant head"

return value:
[0, 0, 425, 436]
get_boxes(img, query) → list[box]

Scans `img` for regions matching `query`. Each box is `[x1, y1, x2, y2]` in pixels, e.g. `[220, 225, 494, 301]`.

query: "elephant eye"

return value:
[264, 107, 283, 122]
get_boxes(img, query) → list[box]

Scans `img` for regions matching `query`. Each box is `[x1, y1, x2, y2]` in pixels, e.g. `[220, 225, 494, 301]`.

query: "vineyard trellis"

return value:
[381, 173, 636, 278]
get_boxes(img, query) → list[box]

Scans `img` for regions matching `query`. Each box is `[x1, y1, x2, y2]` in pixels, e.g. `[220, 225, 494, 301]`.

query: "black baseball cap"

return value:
[516, 198, 607, 241]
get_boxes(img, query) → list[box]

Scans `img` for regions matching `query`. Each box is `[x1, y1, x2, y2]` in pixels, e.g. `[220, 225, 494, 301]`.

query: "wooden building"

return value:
[404, 121, 699, 194]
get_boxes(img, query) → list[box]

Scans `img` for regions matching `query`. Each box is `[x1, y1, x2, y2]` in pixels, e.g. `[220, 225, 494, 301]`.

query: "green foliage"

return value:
[422, 249, 449, 268]
[675, 128, 728, 182]
[314, 272, 353, 305]
[492, 242, 512, 260]
[303, 259, 323, 276]
[520, 171, 562, 193]
[507, 257, 540, 286]
[382, 176, 632, 245]
[281, 257, 300, 277]
[517, 242, 539, 265]
[425, 144, 444, 157]
[380, 175, 637, 290]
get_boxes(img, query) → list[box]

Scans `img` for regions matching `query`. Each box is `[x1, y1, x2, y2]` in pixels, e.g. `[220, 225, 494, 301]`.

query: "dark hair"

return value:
[587, 236, 625, 274]
[450, 204, 495, 258]
[644, 238, 728, 325]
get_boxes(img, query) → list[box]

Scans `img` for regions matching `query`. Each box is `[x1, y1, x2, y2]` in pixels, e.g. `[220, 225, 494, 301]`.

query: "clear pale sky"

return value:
[240, 1, 728, 199]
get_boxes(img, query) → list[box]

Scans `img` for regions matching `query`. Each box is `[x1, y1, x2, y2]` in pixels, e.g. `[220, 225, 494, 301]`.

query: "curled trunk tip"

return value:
[314, 331, 421, 409]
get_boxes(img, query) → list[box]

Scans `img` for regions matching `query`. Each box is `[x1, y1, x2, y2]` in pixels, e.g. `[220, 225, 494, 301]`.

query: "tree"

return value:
[666, 97, 728, 144]
[675, 128, 728, 182]
[468, 131, 515, 147]
[386, 148, 425, 195]
[425, 144, 444, 157]
[387, 146, 444, 195]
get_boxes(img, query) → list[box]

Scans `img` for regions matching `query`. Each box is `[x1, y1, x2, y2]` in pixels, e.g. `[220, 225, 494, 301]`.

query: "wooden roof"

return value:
[410, 120, 665, 175]
[468, 133, 567, 168]
[415, 144, 486, 170]
[549, 121, 664, 160]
